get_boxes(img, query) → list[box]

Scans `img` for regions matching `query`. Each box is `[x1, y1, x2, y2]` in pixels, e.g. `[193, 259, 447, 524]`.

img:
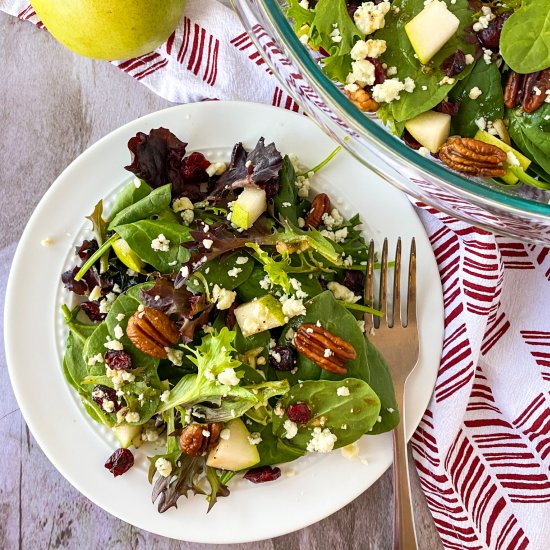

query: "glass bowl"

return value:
[231, 0, 550, 245]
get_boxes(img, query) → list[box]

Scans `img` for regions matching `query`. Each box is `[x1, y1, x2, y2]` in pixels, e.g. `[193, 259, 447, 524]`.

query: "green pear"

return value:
[30, 0, 186, 60]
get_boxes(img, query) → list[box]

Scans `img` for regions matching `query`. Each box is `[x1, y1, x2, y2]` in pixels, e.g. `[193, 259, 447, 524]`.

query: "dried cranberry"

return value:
[342, 270, 364, 292]
[269, 346, 296, 371]
[287, 402, 311, 424]
[244, 466, 281, 484]
[440, 50, 466, 77]
[80, 301, 106, 322]
[104, 448, 134, 477]
[477, 12, 510, 50]
[75, 239, 98, 261]
[225, 302, 238, 330]
[436, 100, 461, 117]
[367, 57, 386, 85]
[402, 130, 422, 150]
[181, 152, 210, 184]
[92, 384, 122, 412]
[104, 350, 133, 371]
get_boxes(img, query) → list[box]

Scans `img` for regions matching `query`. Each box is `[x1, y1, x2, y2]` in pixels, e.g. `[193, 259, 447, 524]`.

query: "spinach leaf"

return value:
[124, 281, 155, 301]
[187, 252, 254, 292]
[376, 0, 475, 123]
[308, 0, 363, 82]
[364, 338, 399, 433]
[272, 378, 381, 450]
[500, 0, 550, 73]
[276, 291, 370, 385]
[449, 61, 504, 137]
[87, 200, 109, 273]
[108, 184, 172, 230]
[109, 180, 152, 221]
[83, 322, 110, 372]
[252, 420, 306, 467]
[274, 156, 299, 226]
[236, 264, 268, 302]
[508, 103, 550, 175]
[114, 220, 191, 273]
[234, 325, 270, 354]
[287, 0, 315, 30]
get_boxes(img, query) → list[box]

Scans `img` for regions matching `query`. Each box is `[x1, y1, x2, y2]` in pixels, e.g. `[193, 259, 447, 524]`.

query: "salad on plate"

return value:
[60, 127, 398, 512]
[287, 0, 550, 191]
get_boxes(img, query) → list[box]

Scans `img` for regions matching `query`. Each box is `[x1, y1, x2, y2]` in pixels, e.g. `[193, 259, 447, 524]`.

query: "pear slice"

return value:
[405, 1, 460, 64]
[405, 111, 451, 153]
[112, 238, 144, 273]
[113, 424, 141, 448]
[475, 130, 531, 184]
[206, 419, 260, 471]
[234, 295, 286, 337]
[231, 187, 267, 230]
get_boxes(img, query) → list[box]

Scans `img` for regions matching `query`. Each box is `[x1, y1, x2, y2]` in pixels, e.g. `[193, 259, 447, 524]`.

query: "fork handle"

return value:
[392, 391, 418, 550]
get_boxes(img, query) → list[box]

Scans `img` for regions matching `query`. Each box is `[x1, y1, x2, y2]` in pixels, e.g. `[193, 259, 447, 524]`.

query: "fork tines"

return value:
[363, 237, 416, 331]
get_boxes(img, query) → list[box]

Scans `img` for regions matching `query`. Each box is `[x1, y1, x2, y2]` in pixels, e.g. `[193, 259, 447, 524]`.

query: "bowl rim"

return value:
[258, 0, 550, 218]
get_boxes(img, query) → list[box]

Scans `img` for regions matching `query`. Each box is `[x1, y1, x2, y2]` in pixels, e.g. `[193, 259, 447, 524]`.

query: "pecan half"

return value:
[126, 307, 179, 358]
[179, 422, 222, 457]
[305, 193, 331, 229]
[295, 323, 356, 375]
[439, 137, 507, 177]
[504, 71, 524, 109]
[345, 88, 379, 112]
[522, 69, 550, 113]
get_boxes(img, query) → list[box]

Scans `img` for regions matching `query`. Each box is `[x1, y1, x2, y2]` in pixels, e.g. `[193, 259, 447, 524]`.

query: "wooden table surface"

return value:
[0, 11, 442, 550]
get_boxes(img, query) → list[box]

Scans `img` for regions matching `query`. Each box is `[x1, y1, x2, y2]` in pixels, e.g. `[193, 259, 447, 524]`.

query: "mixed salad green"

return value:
[288, 0, 550, 190]
[60, 128, 398, 512]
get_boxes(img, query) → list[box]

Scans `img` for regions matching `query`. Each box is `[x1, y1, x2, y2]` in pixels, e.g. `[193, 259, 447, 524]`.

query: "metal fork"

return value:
[364, 237, 419, 550]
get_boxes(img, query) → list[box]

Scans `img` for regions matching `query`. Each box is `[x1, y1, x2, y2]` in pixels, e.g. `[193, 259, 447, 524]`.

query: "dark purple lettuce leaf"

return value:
[125, 128, 213, 201]
[180, 304, 214, 344]
[211, 138, 283, 198]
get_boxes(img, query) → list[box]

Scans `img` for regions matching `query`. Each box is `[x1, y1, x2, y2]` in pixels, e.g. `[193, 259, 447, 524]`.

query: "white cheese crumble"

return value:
[181, 209, 194, 225]
[284, 419, 298, 439]
[248, 432, 263, 445]
[295, 174, 310, 198]
[465, 54, 475, 65]
[87, 353, 103, 366]
[321, 208, 344, 229]
[473, 6, 495, 32]
[113, 324, 124, 340]
[99, 292, 116, 314]
[350, 39, 387, 61]
[220, 428, 231, 440]
[155, 457, 172, 478]
[330, 24, 342, 43]
[341, 442, 360, 460]
[327, 281, 360, 303]
[439, 76, 455, 86]
[235, 256, 249, 265]
[354, 1, 391, 36]
[212, 285, 237, 310]
[203, 238, 213, 250]
[104, 339, 124, 351]
[469, 87, 482, 100]
[306, 427, 337, 453]
[337, 386, 350, 397]
[506, 151, 520, 167]
[142, 428, 159, 442]
[387, 66, 397, 76]
[217, 368, 240, 386]
[160, 390, 170, 402]
[346, 59, 376, 87]
[165, 347, 184, 366]
[125, 411, 140, 423]
[227, 267, 242, 278]
[372, 77, 415, 103]
[116, 313, 125, 322]
[281, 297, 306, 318]
[274, 402, 285, 417]
[475, 117, 487, 131]
[482, 48, 492, 65]
[151, 234, 170, 252]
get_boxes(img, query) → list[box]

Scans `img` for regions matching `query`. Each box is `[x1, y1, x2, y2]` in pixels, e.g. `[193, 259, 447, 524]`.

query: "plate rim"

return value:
[4, 101, 444, 543]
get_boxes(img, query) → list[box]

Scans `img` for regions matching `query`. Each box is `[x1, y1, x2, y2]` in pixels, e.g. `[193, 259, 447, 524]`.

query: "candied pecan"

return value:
[522, 69, 550, 113]
[504, 71, 524, 109]
[179, 422, 222, 457]
[439, 137, 507, 177]
[305, 193, 331, 229]
[126, 307, 179, 358]
[295, 323, 356, 375]
[345, 88, 379, 113]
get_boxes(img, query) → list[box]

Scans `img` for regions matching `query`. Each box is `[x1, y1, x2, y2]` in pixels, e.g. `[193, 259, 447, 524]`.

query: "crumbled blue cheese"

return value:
[320, 226, 348, 243]
[299, 0, 309, 8]
[475, 117, 487, 131]
[482, 48, 492, 64]
[113, 324, 124, 340]
[181, 209, 194, 225]
[372, 77, 415, 103]
[506, 151, 520, 167]
[350, 39, 387, 61]
[354, 1, 391, 35]
[99, 292, 117, 314]
[165, 347, 184, 366]
[227, 267, 242, 278]
[341, 442, 360, 460]
[248, 432, 263, 445]
[235, 256, 249, 265]
[116, 313, 125, 322]
[439, 76, 455, 86]
[469, 87, 482, 100]
[212, 284, 237, 310]
[327, 281, 360, 303]
[151, 234, 170, 252]
[104, 339, 124, 351]
[306, 427, 337, 452]
[337, 386, 350, 397]
[295, 174, 311, 198]
[203, 238, 213, 250]
[259, 275, 271, 290]
[281, 297, 306, 318]
[89, 285, 102, 302]
[217, 368, 240, 386]
[284, 419, 298, 439]
[160, 390, 170, 402]
[387, 66, 397, 76]
[465, 54, 475, 65]
[125, 411, 140, 423]
[473, 6, 495, 32]
[172, 197, 194, 212]
[87, 353, 103, 366]
[321, 208, 343, 229]
[220, 428, 231, 440]
[330, 24, 342, 43]
[180, 265, 189, 279]
[143, 428, 159, 442]
[155, 457, 172, 477]
[346, 59, 376, 87]
[274, 402, 285, 417]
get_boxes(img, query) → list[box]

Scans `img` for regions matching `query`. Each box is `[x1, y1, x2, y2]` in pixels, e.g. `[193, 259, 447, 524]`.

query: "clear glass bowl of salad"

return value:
[231, 0, 550, 244]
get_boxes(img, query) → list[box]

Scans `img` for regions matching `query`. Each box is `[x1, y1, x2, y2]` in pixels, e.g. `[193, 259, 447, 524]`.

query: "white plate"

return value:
[5, 102, 444, 543]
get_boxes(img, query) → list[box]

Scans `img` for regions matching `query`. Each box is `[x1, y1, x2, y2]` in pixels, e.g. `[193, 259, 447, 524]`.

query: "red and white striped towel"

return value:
[3, 1, 550, 548]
